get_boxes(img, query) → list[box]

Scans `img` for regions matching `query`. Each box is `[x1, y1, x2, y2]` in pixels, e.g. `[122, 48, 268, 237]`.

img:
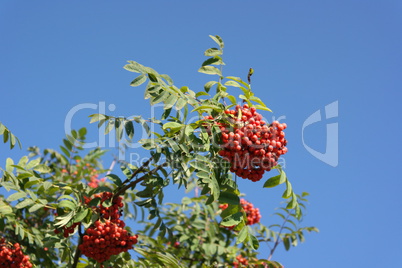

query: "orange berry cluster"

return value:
[220, 199, 261, 227]
[206, 104, 288, 182]
[0, 239, 32, 268]
[80, 192, 138, 263]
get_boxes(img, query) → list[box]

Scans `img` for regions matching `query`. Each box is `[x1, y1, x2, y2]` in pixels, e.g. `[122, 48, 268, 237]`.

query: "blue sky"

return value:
[1, 1, 402, 267]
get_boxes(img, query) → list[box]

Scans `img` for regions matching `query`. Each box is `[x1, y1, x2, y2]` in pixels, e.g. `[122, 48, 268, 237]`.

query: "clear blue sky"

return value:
[1, 1, 401, 267]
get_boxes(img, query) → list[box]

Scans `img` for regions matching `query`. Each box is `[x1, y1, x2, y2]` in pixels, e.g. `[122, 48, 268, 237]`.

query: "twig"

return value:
[114, 162, 167, 198]
[121, 156, 154, 185]
[268, 213, 290, 260]
[71, 224, 83, 268]
[106, 159, 116, 175]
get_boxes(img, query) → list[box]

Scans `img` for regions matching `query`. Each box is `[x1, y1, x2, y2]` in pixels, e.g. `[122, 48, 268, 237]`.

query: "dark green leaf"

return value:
[125, 121, 135, 139]
[221, 211, 243, 226]
[283, 236, 291, 251]
[130, 74, 147, 87]
[249, 234, 260, 250]
[219, 191, 240, 205]
[106, 174, 123, 187]
[202, 57, 223, 66]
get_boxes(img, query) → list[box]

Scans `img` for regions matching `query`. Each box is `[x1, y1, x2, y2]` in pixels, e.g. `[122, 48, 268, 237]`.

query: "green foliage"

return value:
[0, 35, 317, 267]
[0, 121, 22, 149]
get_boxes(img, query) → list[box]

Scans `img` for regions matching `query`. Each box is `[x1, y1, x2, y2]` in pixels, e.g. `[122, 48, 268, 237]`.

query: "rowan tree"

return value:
[0, 35, 318, 268]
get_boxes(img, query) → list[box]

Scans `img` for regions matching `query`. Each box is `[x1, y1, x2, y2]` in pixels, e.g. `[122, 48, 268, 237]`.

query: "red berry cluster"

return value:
[240, 199, 261, 225]
[79, 192, 138, 263]
[84, 192, 124, 221]
[233, 255, 249, 268]
[220, 199, 261, 227]
[0, 239, 32, 268]
[205, 104, 288, 182]
[79, 220, 138, 263]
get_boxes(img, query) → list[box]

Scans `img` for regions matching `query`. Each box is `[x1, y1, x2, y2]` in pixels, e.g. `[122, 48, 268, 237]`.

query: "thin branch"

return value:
[121, 156, 154, 185]
[114, 162, 167, 198]
[106, 159, 116, 175]
[268, 213, 290, 261]
[71, 224, 83, 268]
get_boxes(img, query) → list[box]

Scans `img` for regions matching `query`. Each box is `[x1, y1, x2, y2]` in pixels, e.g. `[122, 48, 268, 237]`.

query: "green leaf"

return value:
[55, 211, 74, 227]
[6, 192, 27, 202]
[163, 122, 184, 132]
[167, 139, 180, 152]
[219, 191, 240, 205]
[191, 104, 222, 113]
[226, 76, 250, 87]
[130, 74, 147, 87]
[63, 139, 73, 151]
[263, 171, 286, 188]
[78, 127, 87, 136]
[33, 164, 51, 173]
[89, 113, 107, 124]
[58, 200, 76, 211]
[204, 81, 217, 92]
[198, 66, 222, 76]
[286, 193, 298, 209]
[3, 130, 9, 144]
[283, 236, 291, 251]
[195, 91, 210, 98]
[175, 98, 187, 110]
[125, 121, 135, 139]
[226, 95, 237, 105]
[202, 57, 223, 66]
[0, 123, 5, 135]
[224, 80, 241, 88]
[209, 35, 224, 49]
[282, 180, 292, 198]
[249, 234, 260, 250]
[123, 61, 145, 73]
[160, 74, 173, 85]
[15, 198, 35, 209]
[204, 48, 222, 57]
[135, 198, 153, 206]
[26, 158, 40, 169]
[255, 105, 273, 112]
[221, 211, 243, 226]
[237, 226, 248, 244]
[0, 201, 12, 215]
[106, 174, 123, 187]
[6, 158, 14, 173]
[189, 161, 209, 173]
[60, 146, 70, 158]
[28, 203, 44, 213]
[75, 209, 89, 222]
